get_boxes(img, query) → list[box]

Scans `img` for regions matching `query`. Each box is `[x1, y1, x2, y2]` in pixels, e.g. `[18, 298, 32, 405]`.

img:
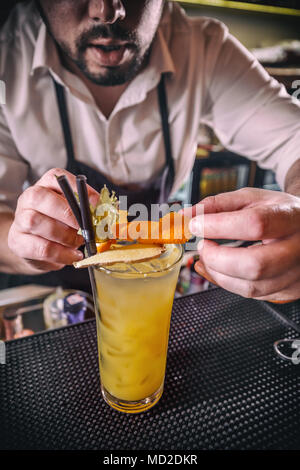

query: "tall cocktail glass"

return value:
[91, 244, 183, 413]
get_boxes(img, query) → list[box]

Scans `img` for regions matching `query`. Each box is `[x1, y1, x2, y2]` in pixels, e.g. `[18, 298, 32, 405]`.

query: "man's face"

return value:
[38, 0, 164, 86]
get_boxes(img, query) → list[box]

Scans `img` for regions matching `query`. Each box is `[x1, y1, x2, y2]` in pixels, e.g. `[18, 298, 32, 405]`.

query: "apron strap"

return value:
[52, 73, 175, 199]
[157, 74, 175, 201]
[53, 79, 76, 166]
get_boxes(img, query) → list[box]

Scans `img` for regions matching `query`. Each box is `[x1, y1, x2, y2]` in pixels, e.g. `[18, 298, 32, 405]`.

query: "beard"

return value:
[35, 0, 163, 87]
[65, 45, 149, 86]
[57, 23, 151, 86]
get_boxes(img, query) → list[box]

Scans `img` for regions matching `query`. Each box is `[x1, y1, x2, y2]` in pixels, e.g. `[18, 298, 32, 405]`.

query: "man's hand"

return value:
[8, 168, 99, 275]
[186, 187, 300, 302]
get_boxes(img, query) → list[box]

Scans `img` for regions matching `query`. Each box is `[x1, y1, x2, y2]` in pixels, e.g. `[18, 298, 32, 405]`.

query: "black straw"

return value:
[56, 175, 82, 228]
[76, 175, 97, 257]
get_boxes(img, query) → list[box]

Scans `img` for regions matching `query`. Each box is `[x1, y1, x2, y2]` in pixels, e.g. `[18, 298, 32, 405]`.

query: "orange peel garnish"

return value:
[112, 212, 192, 244]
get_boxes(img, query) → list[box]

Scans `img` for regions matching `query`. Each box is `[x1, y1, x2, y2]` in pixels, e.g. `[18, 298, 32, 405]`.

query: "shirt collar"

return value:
[31, 21, 61, 76]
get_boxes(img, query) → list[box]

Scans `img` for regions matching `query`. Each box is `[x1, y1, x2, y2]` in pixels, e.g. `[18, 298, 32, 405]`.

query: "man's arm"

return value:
[188, 26, 300, 301]
[0, 109, 94, 274]
[0, 106, 30, 270]
[0, 105, 45, 274]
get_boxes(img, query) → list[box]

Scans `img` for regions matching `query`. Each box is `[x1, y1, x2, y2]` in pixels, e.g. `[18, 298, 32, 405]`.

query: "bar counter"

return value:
[0, 288, 299, 450]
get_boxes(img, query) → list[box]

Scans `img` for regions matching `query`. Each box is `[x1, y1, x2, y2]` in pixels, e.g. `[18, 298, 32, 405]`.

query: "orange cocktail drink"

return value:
[93, 244, 182, 413]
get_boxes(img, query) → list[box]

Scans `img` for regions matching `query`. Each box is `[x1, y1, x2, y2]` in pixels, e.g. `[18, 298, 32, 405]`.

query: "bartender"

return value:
[0, 0, 300, 301]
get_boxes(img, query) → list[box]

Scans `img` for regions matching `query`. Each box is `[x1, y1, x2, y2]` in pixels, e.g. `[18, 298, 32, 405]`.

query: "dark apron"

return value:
[2, 74, 175, 293]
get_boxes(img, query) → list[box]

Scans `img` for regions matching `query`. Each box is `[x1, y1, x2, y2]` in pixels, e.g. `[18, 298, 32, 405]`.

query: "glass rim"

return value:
[93, 243, 184, 276]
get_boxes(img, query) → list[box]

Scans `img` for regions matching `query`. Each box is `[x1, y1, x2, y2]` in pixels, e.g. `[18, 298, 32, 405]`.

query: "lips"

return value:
[87, 42, 132, 67]
[89, 39, 128, 47]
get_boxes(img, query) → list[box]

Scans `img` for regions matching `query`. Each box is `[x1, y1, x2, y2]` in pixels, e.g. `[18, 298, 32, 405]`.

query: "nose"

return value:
[88, 0, 126, 24]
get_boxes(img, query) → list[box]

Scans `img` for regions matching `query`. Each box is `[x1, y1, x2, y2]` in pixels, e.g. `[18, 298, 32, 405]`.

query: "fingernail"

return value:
[195, 262, 217, 285]
[189, 217, 202, 236]
[194, 261, 206, 276]
[195, 259, 204, 270]
[74, 250, 84, 261]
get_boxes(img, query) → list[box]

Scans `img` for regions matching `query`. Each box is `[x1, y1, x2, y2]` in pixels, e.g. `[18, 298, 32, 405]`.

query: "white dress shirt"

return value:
[0, 0, 300, 213]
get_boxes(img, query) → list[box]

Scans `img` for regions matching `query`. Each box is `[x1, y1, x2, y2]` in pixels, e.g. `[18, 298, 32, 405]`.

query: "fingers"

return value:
[181, 187, 259, 219]
[8, 230, 83, 266]
[195, 259, 300, 299]
[17, 185, 81, 230]
[37, 168, 99, 207]
[191, 206, 300, 241]
[186, 188, 300, 240]
[9, 168, 98, 272]
[183, 187, 298, 217]
[14, 209, 84, 248]
[22, 259, 66, 273]
[198, 235, 300, 281]
[185, 187, 300, 302]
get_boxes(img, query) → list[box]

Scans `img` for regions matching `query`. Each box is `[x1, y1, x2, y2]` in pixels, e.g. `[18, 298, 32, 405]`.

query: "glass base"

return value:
[101, 383, 164, 414]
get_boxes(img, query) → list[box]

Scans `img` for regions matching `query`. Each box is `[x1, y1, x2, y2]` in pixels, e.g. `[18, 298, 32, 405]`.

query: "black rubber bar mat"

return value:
[0, 288, 299, 450]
